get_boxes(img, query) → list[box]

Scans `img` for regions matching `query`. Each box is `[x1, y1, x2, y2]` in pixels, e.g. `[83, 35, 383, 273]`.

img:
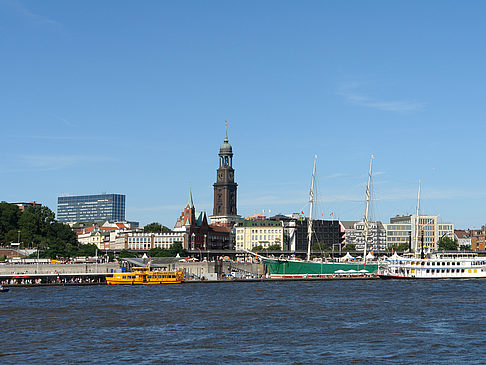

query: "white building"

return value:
[341, 220, 387, 251]
[234, 220, 284, 251]
[121, 231, 185, 250]
[384, 215, 454, 251]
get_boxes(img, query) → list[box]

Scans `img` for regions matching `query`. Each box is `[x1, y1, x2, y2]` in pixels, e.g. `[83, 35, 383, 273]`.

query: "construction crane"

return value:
[246, 211, 265, 220]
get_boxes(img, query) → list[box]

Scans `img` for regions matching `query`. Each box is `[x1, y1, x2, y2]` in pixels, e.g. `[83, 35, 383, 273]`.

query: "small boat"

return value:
[106, 266, 184, 285]
[0, 286, 9, 292]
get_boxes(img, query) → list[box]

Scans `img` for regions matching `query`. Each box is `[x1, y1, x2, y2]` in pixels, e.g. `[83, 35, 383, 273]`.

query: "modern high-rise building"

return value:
[384, 214, 454, 251]
[57, 193, 126, 223]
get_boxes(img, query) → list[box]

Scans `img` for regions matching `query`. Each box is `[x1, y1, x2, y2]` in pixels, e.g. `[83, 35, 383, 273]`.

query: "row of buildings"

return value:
[52, 124, 481, 254]
[74, 208, 465, 253]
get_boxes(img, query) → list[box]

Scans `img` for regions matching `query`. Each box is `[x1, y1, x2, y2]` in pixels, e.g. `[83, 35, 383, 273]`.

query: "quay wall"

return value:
[0, 262, 266, 277]
[0, 263, 119, 275]
[174, 262, 266, 279]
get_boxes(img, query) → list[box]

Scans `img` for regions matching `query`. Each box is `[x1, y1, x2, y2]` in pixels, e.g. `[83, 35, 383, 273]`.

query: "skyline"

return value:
[1, 1, 485, 228]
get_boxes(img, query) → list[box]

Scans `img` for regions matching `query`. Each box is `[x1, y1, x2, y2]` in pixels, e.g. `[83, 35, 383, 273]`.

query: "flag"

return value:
[330, 212, 334, 216]
[301, 211, 304, 215]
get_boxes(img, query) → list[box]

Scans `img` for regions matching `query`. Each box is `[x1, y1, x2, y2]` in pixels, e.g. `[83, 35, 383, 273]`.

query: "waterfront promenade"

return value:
[0, 262, 377, 286]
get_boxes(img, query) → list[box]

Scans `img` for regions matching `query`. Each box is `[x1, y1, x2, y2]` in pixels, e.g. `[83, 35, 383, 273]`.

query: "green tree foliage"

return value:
[118, 249, 139, 258]
[266, 244, 282, 251]
[0, 202, 83, 258]
[0, 202, 21, 243]
[311, 242, 328, 252]
[131, 242, 187, 258]
[148, 247, 170, 257]
[251, 244, 281, 252]
[169, 242, 187, 257]
[143, 222, 171, 233]
[438, 236, 458, 251]
[343, 244, 356, 252]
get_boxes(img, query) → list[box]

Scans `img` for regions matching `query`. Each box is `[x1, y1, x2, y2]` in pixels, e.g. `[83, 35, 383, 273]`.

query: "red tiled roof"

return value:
[209, 225, 230, 233]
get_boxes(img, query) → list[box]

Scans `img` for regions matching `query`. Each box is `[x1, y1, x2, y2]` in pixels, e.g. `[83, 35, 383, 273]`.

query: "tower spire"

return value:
[224, 120, 228, 143]
[187, 188, 194, 209]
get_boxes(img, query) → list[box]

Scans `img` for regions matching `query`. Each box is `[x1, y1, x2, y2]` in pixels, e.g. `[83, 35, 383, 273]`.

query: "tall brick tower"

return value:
[209, 122, 240, 227]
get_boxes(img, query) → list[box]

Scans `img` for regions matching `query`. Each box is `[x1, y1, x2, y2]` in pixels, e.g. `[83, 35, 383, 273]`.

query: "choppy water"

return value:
[1, 280, 486, 364]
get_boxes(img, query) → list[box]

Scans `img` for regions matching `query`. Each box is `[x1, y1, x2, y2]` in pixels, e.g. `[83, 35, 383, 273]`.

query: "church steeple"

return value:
[224, 120, 228, 143]
[187, 188, 194, 209]
[211, 122, 240, 227]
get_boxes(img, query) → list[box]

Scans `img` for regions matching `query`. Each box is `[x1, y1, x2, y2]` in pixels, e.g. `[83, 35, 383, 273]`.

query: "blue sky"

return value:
[1, 0, 485, 229]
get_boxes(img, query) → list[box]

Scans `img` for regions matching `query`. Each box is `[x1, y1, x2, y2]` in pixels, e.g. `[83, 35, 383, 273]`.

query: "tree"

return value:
[311, 242, 328, 252]
[252, 245, 264, 252]
[143, 222, 171, 233]
[438, 236, 458, 251]
[266, 244, 282, 251]
[343, 244, 356, 252]
[169, 242, 187, 257]
[148, 247, 170, 257]
[0, 202, 21, 243]
[118, 249, 138, 258]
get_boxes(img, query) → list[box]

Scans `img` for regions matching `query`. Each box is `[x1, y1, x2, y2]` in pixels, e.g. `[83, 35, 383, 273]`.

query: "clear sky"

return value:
[1, 0, 485, 229]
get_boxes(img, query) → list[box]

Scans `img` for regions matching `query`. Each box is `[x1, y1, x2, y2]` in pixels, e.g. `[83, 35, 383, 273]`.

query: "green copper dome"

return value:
[219, 121, 233, 154]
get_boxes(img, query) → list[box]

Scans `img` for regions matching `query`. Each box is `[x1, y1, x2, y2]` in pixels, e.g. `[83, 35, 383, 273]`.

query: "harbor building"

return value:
[341, 220, 387, 252]
[121, 231, 185, 251]
[57, 193, 125, 223]
[13, 201, 41, 212]
[384, 214, 454, 251]
[209, 123, 241, 228]
[454, 230, 472, 249]
[466, 226, 486, 251]
[234, 219, 284, 251]
[271, 214, 344, 252]
[174, 190, 231, 250]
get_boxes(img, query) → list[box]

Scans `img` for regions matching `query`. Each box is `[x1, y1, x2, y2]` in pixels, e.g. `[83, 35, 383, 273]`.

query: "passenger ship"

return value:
[106, 266, 184, 285]
[378, 252, 486, 279]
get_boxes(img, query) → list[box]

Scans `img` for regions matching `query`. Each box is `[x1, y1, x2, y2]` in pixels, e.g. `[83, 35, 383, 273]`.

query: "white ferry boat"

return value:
[378, 252, 486, 279]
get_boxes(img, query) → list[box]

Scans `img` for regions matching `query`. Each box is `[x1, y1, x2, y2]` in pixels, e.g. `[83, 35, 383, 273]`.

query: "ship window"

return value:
[122, 276, 126, 279]
[426, 269, 430, 273]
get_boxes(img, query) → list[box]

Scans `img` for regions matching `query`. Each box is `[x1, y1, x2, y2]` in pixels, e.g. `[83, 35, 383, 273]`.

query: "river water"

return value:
[1, 280, 485, 364]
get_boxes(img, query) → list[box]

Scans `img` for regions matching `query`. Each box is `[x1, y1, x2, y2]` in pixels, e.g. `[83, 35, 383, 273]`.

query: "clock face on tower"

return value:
[218, 171, 224, 181]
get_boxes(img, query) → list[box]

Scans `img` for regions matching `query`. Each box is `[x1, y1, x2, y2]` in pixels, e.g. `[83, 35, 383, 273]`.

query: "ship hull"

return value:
[262, 259, 379, 278]
[378, 274, 486, 280]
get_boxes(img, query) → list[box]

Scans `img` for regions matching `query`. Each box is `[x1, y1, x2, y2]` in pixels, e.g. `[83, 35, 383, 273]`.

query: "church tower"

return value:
[209, 122, 240, 227]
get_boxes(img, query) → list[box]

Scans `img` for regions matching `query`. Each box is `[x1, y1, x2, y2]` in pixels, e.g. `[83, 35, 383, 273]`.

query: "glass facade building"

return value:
[57, 194, 126, 223]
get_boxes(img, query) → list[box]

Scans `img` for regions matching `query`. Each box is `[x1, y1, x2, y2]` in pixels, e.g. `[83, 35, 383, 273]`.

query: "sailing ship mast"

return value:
[307, 155, 317, 261]
[414, 179, 421, 256]
[363, 155, 374, 265]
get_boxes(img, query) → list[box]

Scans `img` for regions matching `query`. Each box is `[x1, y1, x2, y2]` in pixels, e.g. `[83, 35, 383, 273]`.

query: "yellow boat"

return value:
[106, 266, 184, 285]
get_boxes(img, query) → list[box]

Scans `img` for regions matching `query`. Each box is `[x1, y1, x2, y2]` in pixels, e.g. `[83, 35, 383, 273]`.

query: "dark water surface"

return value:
[1, 280, 485, 364]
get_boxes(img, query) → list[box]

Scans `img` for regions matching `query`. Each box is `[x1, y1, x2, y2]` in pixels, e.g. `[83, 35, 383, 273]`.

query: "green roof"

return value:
[235, 220, 283, 228]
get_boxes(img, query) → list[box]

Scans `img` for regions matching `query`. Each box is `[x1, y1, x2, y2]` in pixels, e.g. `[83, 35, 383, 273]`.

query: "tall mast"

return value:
[307, 155, 317, 261]
[414, 179, 421, 255]
[363, 155, 374, 265]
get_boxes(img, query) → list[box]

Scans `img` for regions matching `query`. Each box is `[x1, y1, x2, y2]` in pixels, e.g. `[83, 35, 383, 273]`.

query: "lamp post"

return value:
[36, 245, 39, 275]
[204, 234, 207, 260]
[18, 230, 21, 248]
